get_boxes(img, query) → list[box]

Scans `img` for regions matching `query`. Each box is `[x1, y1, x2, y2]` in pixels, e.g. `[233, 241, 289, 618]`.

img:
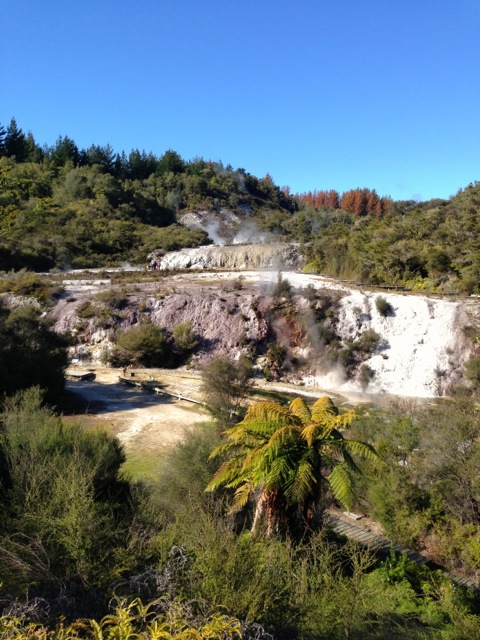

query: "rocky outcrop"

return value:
[157, 243, 304, 271]
[44, 268, 479, 398]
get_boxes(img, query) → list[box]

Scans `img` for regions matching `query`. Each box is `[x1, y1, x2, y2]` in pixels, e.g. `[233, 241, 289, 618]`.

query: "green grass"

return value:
[121, 450, 161, 481]
[252, 388, 297, 404]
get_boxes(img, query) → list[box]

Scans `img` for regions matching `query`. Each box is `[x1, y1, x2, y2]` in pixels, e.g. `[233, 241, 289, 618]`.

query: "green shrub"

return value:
[172, 321, 199, 356]
[355, 328, 381, 354]
[76, 300, 97, 318]
[375, 296, 392, 317]
[0, 303, 69, 402]
[201, 355, 254, 428]
[94, 287, 128, 310]
[110, 321, 173, 367]
[0, 271, 63, 304]
[465, 356, 480, 388]
[359, 364, 375, 390]
[273, 272, 293, 299]
[0, 388, 131, 594]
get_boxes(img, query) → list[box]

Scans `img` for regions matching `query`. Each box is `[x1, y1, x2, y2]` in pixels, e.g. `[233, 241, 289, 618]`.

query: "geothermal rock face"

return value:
[49, 265, 478, 399]
[156, 243, 304, 271]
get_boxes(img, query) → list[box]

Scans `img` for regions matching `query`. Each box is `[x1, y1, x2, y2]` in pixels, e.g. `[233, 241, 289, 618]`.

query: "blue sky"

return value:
[2, 0, 479, 201]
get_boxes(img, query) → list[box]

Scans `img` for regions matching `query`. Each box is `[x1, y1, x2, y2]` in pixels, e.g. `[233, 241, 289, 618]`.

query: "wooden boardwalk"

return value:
[327, 514, 478, 591]
[118, 375, 203, 405]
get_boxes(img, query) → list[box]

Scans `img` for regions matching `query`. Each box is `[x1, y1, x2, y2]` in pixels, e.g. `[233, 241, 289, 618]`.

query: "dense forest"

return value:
[1, 116, 480, 293]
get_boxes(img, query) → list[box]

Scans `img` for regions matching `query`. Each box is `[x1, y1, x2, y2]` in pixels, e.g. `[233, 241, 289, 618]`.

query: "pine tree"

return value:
[5, 118, 28, 161]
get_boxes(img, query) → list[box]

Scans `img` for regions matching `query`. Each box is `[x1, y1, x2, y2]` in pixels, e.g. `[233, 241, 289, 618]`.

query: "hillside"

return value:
[2, 117, 479, 294]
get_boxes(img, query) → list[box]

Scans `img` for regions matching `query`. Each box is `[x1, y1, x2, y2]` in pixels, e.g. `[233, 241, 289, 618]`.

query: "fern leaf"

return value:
[327, 464, 355, 510]
[289, 397, 311, 424]
[311, 396, 338, 420]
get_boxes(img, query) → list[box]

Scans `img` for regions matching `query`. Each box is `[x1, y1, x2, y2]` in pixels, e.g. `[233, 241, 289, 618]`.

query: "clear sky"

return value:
[2, 0, 479, 201]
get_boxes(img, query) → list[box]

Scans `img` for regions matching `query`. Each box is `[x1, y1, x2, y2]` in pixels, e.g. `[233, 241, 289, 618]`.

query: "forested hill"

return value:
[1, 117, 479, 293]
[0, 117, 296, 271]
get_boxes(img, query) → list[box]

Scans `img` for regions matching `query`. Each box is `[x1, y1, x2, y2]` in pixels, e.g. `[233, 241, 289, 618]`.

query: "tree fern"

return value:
[206, 396, 376, 537]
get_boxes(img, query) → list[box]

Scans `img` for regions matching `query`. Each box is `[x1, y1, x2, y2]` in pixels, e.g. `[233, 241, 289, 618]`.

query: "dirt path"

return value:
[64, 367, 361, 445]
[63, 367, 209, 477]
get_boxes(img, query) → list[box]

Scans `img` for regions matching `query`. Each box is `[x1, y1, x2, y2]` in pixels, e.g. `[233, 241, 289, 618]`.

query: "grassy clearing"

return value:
[123, 421, 216, 482]
[121, 449, 161, 480]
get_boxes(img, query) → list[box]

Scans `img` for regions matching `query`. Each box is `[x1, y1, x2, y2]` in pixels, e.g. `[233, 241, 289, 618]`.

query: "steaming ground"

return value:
[165, 269, 473, 398]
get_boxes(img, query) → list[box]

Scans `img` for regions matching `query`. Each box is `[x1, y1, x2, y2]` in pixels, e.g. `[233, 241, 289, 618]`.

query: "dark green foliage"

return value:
[354, 328, 381, 353]
[4, 118, 28, 162]
[172, 320, 199, 358]
[0, 122, 6, 155]
[156, 149, 186, 176]
[272, 272, 293, 299]
[0, 301, 69, 402]
[201, 355, 254, 428]
[266, 342, 287, 376]
[0, 389, 133, 596]
[359, 363, 375, 390]
[465, 356, 480, 388]
[375, 295, 393, 317]
[110, 321, 173, 367]
[50, 135, 80, 166]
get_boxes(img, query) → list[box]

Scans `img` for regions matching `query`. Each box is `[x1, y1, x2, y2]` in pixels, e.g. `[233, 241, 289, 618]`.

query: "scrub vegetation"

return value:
[2, 118, 480, 637]
[2, 117, 480, 294]
[2, 388, 480, 638]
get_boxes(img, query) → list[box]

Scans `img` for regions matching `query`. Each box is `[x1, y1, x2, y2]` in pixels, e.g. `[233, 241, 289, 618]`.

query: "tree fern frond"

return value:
[311, 396, 338, 420]
[230, 481, 255, 512]
[289, 397, 311, 424]
[343, 439, 378, 460]
[340, 449, 361, 474]
[264, 455, 294, 489]
[285, 458, 317, 505]
[327, 464, 355, 510]
[208, 442, 235, 459]
[267, 424, 302, 449]
[205, 459, 244, 491]
[243, 402, 302, 427]
[302, 422, 325, 446]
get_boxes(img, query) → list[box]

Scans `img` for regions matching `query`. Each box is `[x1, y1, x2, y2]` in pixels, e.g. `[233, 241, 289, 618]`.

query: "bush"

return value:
[0, 388, 132, 596]
[465, 356, 480, 388]
[355, 328, 381, 354]
[272, 272, 293, 299]
[172, 321, 199, 357]
[358, 364, 375, 390]
[94, 288, 128, 310]
[375, 296, 392, 317]
[0, 270, 63, 304]
[201, 355, 254, 428]
[76, 300, 97, 318]
[110, 321, 173, 367]
[0, 302, 69, 402]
